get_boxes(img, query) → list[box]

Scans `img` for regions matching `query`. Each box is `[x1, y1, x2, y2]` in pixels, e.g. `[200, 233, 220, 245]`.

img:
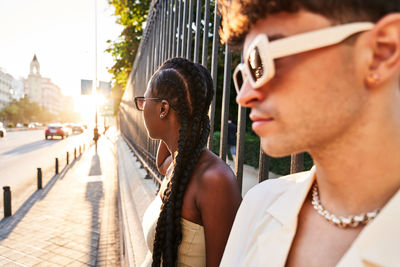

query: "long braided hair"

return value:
[149, 58, 214, 266]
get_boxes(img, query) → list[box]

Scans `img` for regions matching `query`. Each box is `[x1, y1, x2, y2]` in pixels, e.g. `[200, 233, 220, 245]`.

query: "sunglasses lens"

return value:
[235, 69, 244, 93]
[136, 98, 145, 110]
[247, 46, 264, 83]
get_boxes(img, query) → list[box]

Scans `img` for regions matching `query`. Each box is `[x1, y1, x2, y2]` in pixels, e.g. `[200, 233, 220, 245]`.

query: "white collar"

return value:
[266, 166, 316, 226]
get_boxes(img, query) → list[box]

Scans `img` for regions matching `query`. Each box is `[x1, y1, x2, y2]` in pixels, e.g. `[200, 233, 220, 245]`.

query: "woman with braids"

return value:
[136, 57, 242, 267]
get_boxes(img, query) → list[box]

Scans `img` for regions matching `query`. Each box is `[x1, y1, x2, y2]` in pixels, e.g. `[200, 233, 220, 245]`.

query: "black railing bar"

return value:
[207, 2, 220, 150]
[235, 105, 247, 193]
[193, 0, 202, 63]
[181, 0, 188, 57]
[201, 0, 210, 67]
[186, 0, 195, 60]
[219, 44, 232, 161]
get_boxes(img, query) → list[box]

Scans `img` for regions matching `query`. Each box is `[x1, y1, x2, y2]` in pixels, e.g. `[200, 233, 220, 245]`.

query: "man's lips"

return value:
[249, 114, 274, 122]
[250, 113, 274, 132]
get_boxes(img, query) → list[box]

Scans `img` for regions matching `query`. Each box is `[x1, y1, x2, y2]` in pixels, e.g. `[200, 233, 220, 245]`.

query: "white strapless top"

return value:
[141, 167, 206, 267]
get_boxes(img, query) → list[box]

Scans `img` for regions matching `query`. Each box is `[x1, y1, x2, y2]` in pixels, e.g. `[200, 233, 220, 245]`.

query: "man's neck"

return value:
[309, 105, 400, 217]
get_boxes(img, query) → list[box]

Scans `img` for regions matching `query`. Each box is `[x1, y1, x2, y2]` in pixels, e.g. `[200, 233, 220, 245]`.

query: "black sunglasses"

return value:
[134, 96, 177, 111]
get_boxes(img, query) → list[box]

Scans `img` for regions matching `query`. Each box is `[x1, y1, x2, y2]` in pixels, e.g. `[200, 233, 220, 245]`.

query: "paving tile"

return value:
[17, 255, 41, 267]
[0, 137, 120, 266]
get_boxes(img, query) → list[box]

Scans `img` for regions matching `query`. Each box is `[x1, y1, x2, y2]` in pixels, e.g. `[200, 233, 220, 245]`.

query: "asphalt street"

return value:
[0, 129, 91, 216]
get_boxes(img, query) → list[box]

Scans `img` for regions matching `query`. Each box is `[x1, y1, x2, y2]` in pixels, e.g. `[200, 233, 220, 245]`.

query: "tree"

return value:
[0, 97, 58, 124]
[106, 0, 152, 114]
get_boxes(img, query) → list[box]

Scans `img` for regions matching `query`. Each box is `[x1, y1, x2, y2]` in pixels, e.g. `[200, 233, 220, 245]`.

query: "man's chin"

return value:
[260, 138, 293, 158]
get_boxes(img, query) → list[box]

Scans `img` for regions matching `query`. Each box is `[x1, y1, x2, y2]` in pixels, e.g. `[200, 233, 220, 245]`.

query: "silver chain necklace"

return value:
[311, 182, 380, 228]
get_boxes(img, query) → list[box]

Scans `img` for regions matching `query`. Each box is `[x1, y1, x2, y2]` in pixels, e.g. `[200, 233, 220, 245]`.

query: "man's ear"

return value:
[159, 100, 170, 119]
[366, 14, 400, 87]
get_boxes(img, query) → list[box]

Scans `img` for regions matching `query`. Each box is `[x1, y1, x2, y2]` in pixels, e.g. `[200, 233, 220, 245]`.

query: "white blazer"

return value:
[220, 167, 400, 267]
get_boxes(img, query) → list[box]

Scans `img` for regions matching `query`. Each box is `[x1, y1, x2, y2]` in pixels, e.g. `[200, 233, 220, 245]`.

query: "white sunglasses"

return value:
[233, 22, 375, 94]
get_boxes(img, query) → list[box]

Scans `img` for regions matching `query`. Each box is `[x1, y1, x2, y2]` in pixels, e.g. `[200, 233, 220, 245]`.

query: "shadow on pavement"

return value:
[85, 153, 104, 265]
[0, 158, 77, 240]
[89, 154, 102, 176]
[1, 139, 59, 156]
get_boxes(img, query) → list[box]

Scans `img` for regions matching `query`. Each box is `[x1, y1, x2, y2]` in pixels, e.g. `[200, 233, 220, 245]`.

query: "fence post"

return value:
[37, 168, 42, 190]
[79, 146, 81, 155]
[74, 148, 77, 159]
[3, 186, 12, 217]
[55, 158, 59, 174]
[290, 153, 304, 173]
[66, 152, 69, 165]
[258, 150, 270, 183]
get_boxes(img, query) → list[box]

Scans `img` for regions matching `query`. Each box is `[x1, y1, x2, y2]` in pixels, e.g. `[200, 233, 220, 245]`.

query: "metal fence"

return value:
[118, 0, 304, 194]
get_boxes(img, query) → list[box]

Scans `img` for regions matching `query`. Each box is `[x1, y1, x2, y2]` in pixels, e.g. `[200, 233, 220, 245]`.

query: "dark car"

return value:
[45, 124, 70, 139]
[72, 124, 84, 134]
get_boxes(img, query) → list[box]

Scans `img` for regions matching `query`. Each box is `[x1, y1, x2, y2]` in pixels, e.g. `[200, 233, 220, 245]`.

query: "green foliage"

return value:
[7, 123, 14, 128]
[0, 97, 75, 124]
[212, 131, 314, 175]
[106, 0, 152, 114]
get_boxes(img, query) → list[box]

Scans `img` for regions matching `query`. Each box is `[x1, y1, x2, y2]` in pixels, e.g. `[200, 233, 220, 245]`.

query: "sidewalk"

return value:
[0, 130, 120, 266]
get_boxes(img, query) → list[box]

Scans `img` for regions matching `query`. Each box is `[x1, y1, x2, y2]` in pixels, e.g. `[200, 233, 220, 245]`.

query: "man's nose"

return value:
[236, 79, 263, 107]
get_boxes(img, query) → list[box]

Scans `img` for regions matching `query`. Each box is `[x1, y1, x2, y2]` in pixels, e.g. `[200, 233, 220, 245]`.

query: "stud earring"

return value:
[366, 73, 380, 85]
[160, 114, 164, 118]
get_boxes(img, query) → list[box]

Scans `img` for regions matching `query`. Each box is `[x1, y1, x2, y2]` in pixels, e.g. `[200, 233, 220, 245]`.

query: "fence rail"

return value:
[119, 0, 305, 194]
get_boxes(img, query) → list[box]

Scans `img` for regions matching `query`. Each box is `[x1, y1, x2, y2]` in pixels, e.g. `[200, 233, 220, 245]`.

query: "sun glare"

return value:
[74, 95, 96, 123]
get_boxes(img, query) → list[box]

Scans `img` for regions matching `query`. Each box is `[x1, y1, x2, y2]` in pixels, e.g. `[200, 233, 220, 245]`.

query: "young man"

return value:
[219, 1, 400, 266]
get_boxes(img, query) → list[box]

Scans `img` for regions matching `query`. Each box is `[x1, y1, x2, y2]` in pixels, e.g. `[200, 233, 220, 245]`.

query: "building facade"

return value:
[11, 78, 25, 101]
[41, 77, 62, 115]
[24, 55, 64, 115]
[0, 69, 13, 109]
[25, 55, 42, 104]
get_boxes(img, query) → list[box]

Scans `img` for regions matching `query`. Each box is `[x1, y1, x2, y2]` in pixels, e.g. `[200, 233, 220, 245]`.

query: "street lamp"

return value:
[93, 0, 99, 152]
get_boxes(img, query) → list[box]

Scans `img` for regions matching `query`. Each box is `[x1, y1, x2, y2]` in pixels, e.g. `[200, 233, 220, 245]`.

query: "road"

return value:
[0, 129, 91, 215]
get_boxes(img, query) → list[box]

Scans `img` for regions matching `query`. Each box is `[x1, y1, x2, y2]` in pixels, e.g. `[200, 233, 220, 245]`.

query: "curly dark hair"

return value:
[219, 0, 400, 49]
[149, 57, 214, 266]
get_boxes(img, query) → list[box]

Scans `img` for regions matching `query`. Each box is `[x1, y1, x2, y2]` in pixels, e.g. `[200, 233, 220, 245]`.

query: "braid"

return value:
[150, 58, 214, 266]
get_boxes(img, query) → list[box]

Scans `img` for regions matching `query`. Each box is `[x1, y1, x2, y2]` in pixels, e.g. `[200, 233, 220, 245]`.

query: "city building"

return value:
[24, 55, 65, 115]
[0, 68, 13, 109]
[11, 78, 25, 101]
[41, 77, 62, 115]
[25, 55, 42, 104]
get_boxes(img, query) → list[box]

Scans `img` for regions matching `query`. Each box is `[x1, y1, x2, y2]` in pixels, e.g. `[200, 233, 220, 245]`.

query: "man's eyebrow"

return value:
[268, 34, 286, 42]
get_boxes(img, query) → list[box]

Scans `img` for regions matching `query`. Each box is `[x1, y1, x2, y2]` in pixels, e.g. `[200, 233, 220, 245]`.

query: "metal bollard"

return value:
[37, 168, 42, 190]
[3, 186, 12, 217]
[74, 148, 77, 159]
[55, 158, 59, 174]
[66, 152, 69, 165]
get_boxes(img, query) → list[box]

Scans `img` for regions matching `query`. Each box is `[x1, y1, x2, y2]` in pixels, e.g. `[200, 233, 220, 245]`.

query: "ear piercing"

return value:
[366, 73, 380, 85]
[160, 114, 164, 118]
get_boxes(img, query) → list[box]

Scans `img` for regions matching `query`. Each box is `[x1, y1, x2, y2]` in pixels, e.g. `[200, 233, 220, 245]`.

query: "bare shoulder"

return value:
[194, 149, 238, 191]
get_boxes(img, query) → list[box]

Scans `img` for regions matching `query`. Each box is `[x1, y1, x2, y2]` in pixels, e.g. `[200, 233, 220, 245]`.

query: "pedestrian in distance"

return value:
[227, 118, 237, 165]
[219, 1, 400, 266]
[135, 57, 242, 267]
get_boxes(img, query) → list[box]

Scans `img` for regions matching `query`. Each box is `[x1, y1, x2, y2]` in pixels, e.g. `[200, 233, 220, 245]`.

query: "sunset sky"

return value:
[0, 0, 123, 100]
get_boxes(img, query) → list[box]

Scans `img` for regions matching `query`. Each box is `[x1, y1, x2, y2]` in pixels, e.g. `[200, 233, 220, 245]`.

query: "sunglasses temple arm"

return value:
[269, 22, 374, 59]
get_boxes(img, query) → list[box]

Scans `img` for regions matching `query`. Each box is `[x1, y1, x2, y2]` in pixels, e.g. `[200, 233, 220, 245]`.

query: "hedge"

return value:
[212, 131, 313, 175]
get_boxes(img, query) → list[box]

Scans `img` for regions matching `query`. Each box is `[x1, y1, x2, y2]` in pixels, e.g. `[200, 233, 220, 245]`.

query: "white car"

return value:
[0, 122, 6, 138]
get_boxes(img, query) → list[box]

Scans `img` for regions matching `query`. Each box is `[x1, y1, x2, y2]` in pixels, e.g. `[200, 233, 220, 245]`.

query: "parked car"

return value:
[72, 124, 84, 134]
[0, 122, 5, 138]
[45, 124, 70, 139]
